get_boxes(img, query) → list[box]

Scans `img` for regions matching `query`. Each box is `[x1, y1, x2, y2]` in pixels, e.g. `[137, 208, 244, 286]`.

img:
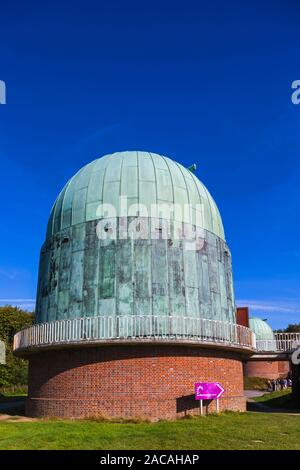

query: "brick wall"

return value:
[27, 344, 246, 419]
[278, 360, 290, 377]
[244, 359, 290, 380]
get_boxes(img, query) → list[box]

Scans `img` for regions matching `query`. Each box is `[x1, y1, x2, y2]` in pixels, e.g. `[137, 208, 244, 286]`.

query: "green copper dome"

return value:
[249, 317, 275, 341]
[36, 150, 235, 326]
[46, 151, 225, 240]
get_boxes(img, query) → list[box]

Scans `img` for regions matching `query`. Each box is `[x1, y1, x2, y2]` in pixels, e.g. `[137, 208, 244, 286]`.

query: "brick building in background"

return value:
[237, 308, 291, 380]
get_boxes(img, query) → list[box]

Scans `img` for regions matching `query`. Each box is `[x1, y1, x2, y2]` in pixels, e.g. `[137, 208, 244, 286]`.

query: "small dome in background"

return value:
[249, 317, 275, 341]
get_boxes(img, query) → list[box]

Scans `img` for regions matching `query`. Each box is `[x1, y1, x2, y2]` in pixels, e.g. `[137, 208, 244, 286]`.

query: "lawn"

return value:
[0, 412, 300, 450]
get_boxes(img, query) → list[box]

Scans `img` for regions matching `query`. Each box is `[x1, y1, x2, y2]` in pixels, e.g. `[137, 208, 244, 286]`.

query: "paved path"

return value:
[244, 390, 268, 399]
[0, 398, 37, 422]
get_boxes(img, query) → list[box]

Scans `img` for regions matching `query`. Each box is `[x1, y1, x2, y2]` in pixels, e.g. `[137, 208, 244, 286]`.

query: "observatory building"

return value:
[14, 151, 255, 419]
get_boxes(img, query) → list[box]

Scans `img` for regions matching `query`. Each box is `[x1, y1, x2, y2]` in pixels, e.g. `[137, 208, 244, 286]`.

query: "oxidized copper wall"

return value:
[36, 220, 235, 328]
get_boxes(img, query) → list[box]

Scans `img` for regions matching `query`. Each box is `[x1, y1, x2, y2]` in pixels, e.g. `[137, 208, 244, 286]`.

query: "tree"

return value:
[0, 306, 34, 389]
[274, 324, 300, 334]
[284, 323, 300, 333]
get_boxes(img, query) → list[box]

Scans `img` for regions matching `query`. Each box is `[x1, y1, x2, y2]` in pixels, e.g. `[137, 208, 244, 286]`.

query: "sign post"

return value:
[199, 399, 203, 416]
[195, 382, 225, 414]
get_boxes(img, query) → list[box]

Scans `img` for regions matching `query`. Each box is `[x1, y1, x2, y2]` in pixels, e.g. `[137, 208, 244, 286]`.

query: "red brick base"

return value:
[26, 344, 246, 419]
[244, 360, 290, 380]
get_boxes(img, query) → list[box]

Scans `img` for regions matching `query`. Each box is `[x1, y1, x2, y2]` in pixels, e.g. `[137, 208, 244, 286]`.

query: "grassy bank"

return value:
[244, 376, 269, 391]
[0, 412, 300, 450]
[254, 390, 300, 410]
[0, 386, 27, 396]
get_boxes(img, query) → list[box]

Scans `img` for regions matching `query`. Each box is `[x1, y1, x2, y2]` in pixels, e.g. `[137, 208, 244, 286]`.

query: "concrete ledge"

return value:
[14, 336, 256, 357]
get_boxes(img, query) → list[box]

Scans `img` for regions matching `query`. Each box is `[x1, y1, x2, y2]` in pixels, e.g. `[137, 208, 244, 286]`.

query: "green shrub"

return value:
[244, 376, 269, 391]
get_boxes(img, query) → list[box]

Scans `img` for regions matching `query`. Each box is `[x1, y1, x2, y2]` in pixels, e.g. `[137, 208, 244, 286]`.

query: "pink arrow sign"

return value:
[195, 382, 225, 400]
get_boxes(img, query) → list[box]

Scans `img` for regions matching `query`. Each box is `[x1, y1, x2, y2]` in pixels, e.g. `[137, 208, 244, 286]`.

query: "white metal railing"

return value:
[255, 339, 278, 352]
[256, 333, 300, 352]
[13, 315, 256, 352]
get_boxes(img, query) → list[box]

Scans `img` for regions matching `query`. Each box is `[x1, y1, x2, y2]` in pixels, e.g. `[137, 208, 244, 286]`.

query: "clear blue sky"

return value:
[0, 0, 299, 329]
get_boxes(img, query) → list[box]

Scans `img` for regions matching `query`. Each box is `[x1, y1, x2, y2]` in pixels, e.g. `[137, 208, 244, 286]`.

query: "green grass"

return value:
[254, 390, 300, 410]
[0, 412, 300, 450]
